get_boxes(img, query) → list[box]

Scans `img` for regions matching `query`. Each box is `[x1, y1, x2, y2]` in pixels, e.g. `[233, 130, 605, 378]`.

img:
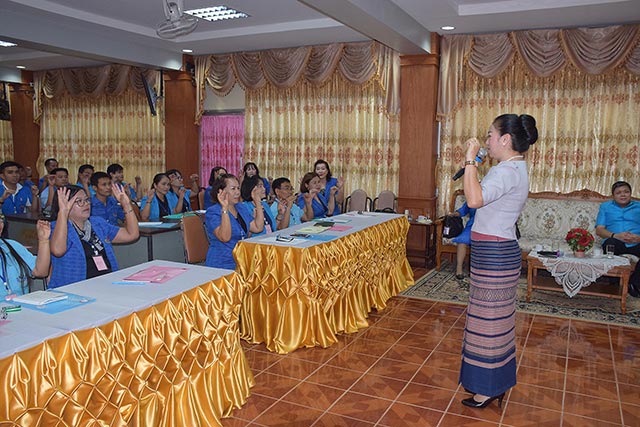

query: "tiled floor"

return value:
[222, 270, 640, 426]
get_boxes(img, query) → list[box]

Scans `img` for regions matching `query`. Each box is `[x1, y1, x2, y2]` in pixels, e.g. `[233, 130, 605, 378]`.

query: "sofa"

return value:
[435, 188, 638, 270]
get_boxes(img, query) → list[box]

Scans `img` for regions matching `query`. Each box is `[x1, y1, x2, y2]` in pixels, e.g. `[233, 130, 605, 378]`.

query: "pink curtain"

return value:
[200, 114, 244, 182]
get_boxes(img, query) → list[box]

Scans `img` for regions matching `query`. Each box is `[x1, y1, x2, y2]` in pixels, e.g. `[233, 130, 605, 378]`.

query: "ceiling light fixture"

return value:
[182, 49, 193, 53]
[441, 26, 455, 31]
[185, 5, 249, 22]
[0, 40, 17, 47]
[16, 65, 26, 69]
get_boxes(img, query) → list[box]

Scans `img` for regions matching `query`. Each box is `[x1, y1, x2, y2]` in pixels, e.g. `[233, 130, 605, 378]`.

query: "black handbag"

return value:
[442, 215, 464, 238]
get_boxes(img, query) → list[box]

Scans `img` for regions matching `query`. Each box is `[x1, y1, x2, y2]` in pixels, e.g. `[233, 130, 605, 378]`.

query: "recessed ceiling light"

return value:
[185, 5, 249, 22]
[441, 26, 455, 31]
[0, 40, 17, 47]
[182, 49, 193, 53]
[16, 65, 26, 69]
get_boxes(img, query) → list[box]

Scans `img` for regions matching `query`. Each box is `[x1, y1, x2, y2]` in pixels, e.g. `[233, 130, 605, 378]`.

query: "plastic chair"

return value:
[181, 215, 208, 264]
[373, 190, 396, 212]
[344, 189, 372, 212]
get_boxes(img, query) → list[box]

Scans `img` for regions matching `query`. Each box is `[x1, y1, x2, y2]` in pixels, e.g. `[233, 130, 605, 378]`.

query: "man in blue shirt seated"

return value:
[596, 181, 640, 297]
[107, 163, 141, 202]
[37, 157, 58, 192]
[76, 164, 96, 197]
[0, 161, 39, 215]
[40, 167, 69, 214]
[90, 172, 126, 225]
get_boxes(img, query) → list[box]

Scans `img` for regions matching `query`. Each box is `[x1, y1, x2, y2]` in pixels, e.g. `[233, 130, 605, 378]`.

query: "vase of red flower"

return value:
[565, 228, 594, 257]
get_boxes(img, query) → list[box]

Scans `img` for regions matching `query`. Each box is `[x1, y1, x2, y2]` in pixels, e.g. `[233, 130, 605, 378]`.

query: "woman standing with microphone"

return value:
[459, 114, 538, 409]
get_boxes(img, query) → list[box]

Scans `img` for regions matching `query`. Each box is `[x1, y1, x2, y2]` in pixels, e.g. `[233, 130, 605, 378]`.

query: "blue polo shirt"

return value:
[596, 200, 640, 247]
[0, 183, 33, 214]
[91, 195, 125, 225]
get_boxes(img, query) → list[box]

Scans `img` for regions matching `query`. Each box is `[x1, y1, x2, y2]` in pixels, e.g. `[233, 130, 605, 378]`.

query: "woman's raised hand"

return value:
[112, 183, 130, 205]
[36, 220, 51, 240]
[329, 186, 339, 196]
[178, 186, 187, 199]
[251, 184, 264, 202]
[218, 189, 230, 210]
[465, 137, 481, 161]
[146, 187, 156, 199]
[56, 187, 77, 217]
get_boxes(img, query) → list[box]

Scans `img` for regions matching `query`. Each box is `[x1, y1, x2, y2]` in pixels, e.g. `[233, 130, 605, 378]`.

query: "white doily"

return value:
[531, 253, 630, 298]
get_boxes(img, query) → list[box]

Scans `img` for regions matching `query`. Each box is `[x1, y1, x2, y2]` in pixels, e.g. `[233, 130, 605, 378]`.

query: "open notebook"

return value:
[13, 291, 69, 306]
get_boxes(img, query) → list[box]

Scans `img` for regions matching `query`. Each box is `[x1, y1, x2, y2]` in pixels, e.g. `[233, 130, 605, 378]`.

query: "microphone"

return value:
[452, 147, 488, 181]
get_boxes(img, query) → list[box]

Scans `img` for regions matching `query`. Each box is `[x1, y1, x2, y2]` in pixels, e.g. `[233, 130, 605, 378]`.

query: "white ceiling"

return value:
[1, 0, 640, 78]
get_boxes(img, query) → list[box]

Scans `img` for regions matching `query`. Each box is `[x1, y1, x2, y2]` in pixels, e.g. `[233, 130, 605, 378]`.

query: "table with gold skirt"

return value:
[0, 261, 254, 427]
[234, 214, 414, 354]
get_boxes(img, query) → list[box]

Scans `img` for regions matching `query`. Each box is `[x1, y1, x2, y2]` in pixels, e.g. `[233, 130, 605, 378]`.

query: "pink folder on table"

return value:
[330, 225, 352, 232]
[122, 266, 187, 284]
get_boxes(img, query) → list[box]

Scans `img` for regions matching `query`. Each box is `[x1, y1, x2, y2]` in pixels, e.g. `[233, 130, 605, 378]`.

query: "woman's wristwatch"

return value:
[465, 160, 478, 167]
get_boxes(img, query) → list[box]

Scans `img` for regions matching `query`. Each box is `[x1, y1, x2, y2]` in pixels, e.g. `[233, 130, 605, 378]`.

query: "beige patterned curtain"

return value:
[245, 72, 400, 198]
[39, 91, 164, 189]
[195, 41, 399, 124]
[0, 83, 12, 160]
[436, 25, 640, 216]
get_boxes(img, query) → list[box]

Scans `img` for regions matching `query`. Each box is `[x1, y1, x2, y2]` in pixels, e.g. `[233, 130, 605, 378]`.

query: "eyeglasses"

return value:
[279, 185, 293, 191]
[74, 198, 91, 206]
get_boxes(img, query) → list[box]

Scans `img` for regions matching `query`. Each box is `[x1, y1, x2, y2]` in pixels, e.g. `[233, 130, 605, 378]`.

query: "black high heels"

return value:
[461, 392, 505, 409]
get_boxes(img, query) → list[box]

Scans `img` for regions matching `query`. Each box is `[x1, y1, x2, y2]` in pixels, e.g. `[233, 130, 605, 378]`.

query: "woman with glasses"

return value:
[49, 184, 139, 288]
[205, 174, 263, 269]
[165, 168, 200, 212]
[0, 213, 51, 300]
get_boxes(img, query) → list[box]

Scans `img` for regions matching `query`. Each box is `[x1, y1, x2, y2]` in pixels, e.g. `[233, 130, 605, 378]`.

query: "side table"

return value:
[406, 220, 436, 268]
[526, 253, 632, 314]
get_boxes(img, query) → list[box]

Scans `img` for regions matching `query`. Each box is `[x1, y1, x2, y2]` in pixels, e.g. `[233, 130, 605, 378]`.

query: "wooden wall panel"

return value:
[163, 70, 199, 178]
[9, 82, 40, 179]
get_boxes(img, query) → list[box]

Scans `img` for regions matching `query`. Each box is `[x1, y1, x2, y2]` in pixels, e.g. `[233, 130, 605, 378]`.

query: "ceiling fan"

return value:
[156, 0, 198, 39]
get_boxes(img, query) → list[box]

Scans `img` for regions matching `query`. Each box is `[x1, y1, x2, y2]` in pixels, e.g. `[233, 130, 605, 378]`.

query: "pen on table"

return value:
[112, 281, 148, 285]
[4, 305, 21, 312]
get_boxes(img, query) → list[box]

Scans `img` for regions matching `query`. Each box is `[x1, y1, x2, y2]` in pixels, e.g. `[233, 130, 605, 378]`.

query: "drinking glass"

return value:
[605, 244, 615, 259]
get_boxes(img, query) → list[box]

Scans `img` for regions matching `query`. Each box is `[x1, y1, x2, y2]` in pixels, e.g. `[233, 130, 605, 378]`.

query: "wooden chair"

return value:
[197, 190, 205, 211]
[343, 189, 372, 212]
[181, 215, 208, 264]
[373, 190, 396, 212]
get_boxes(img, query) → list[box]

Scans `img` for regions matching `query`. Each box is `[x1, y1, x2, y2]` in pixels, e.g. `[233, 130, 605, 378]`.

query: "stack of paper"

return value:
[13, 291, 69, 306]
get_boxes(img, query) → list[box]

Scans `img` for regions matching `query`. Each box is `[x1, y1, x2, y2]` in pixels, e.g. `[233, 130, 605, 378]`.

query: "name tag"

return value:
[92, 255, 108, 271]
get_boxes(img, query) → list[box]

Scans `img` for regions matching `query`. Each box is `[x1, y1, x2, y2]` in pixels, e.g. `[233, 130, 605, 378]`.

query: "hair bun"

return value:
[519, 114, 538, 146]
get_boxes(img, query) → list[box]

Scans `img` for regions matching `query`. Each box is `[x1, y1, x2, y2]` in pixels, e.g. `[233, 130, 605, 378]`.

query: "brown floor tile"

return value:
[569, 319, 613, 339]
[437, 413, 501, 426]
[384, 307, 426, 321]
[327, 391, 393, 423]
[326, 349, 380, 372]
[516, 366, 566, 390]
[563, 391, 622, 423]
[370, 315, 418, 332]
[566, 358, 617, 381]
[306, 364, 363, 390]
[367, 356, 421, 381]
[286, 345, 341, 364]
[250, 372, 301, 399]
[507, 383, 564, 411]
[357, 326, 406, 344]
[396, 382, 455, 412]
[383, 343, 434, 364]
[411, 365, 460, 390]
[617, 383, 640, 406]
[610, 327, 640, 346]
[428, 301, 467, 317]
[349, 373, 407, 400]
[396, 331, 443, 350]
[407, 316, 457, 336]
[500, 401, 563, 426]
[435, 337, 464, 354]
[377, 402, 444, 426]
[264, 356, 321, 380]
[518, 350, 566, 372]
[253, 400, 324, 426]
[220, 417, 252, 427]
[243, 349, 284, 373]
[227, 393, 278, 422]
[622, 402, 640, 426]
[562, 413, 623, 426]
[564, 374, 619, 400]
[311, 413, 375, 426]
[280, 381, 345, 411]
[346, 337, 396, 357]
[615, 364, 640, 385]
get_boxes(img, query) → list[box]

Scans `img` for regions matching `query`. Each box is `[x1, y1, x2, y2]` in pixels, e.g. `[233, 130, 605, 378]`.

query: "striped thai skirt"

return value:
[459, 232, 521, 397]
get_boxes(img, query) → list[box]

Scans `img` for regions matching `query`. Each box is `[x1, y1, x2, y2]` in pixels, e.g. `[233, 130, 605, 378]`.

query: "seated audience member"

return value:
[202, 166, 227, 210]
[270, 177, 309, 229]
[296, 172, 337, 220]
[18, 165, 35, 188]
[0, 161, 39, 214]
[242, 162, 271, 198]
[205, 174, 263, 269]
[38, 158, 58, 191]
[139, 173, 177, 221]
[0, 213, 50, 299]
[40, 167, 70, 213]
[90, 172, 129, 225]
[595, 180, 640, 297]
[450, 202, 476, 280]
[49, 185, 139, 288]
[107, 163, 141, 202]
[165, 168, 199, 212]
[240, 175, 276, 236]
[314, 159, 343, 214]
[77, 164, 96, 197]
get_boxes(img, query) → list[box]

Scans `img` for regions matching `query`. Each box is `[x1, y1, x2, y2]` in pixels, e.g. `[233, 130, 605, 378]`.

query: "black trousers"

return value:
[602, 238, 640, 292]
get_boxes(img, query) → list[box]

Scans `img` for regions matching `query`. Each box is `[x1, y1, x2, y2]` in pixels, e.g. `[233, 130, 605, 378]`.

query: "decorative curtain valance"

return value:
[33, 65, 160, 123]
[194, 41, 399, 123]
[438, 24, 640, 118]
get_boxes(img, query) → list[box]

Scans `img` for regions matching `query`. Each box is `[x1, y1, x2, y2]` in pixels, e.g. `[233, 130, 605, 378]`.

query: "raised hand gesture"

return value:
[135, 176, 142, 186]
[112, 183, 130, 206]
[146, 187, 156, 199]
[251, 184, 265, 203]
[36, 220, 51, 241]
[30, 185, 39, 198]
[56, 187, 78, 219]
[329, 185, 339, 196]
[465, 137, 481, 161]
[47, 174, 56, 187]
[217, 189, 230, 210]
[303, 191, 315, 203]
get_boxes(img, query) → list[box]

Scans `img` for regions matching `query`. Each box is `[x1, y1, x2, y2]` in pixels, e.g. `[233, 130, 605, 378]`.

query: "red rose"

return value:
[578, 236, 591, 247]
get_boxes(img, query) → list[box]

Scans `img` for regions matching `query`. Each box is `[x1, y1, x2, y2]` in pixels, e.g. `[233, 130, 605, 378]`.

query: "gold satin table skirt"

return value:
[0, 273, 254, 427]
[234, 216, 414, 354]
